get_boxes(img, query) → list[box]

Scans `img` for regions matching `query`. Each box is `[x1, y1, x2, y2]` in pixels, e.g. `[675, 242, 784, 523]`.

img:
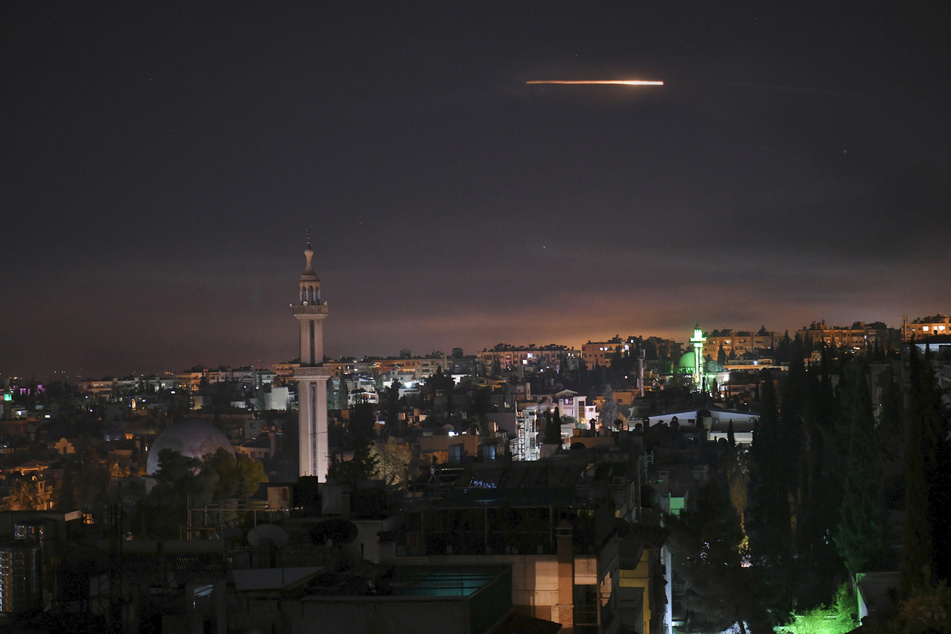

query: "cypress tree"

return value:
[902, 346, 951, 592]
[55, 467, 76, 512]
[902, 347, 936, 592]
[543, 410, 561, 445]
[795, 353, 843, 603]
[833, 361, 887, 574]
[749, 371, 792, 568]
[798, 354, 848, 599]
[600, 384, 618, 429]
[335, 375, 349, 411]
[878, 374, 905, 507]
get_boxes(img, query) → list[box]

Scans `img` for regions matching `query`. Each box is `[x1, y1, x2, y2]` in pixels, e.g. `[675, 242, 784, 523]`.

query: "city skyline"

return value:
[2, 307, 936, 383]
[3, 2, 950, 380]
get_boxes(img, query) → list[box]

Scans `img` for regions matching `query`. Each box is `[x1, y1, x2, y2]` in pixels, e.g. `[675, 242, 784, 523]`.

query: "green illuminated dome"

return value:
[679, 351, 696, 373]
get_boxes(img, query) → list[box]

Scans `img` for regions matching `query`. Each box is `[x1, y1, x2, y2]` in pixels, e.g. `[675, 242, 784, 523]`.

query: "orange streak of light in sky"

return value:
[526, 80, 664, 86]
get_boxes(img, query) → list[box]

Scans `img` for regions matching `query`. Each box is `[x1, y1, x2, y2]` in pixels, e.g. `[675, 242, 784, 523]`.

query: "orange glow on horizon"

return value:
[526, 79, 664, 86]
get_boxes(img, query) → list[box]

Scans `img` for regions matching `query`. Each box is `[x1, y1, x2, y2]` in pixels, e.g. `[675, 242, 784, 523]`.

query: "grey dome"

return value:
[146, 418, 234, 475]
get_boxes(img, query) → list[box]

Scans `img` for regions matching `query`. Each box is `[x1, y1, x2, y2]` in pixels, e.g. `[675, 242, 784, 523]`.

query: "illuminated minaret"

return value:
[292, 235, 332, 480]
[689, 324, 706, 392]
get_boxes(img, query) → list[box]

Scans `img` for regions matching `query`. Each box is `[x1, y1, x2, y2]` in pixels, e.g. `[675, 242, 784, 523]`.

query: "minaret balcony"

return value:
[294, 365, 333, 378]
[292, 303, 329, 317]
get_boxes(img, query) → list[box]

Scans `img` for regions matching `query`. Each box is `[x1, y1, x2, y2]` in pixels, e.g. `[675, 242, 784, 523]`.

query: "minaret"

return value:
[636, 347, 646, 398]
[689, 324, 706, 392]
[292, 234, 333, 480]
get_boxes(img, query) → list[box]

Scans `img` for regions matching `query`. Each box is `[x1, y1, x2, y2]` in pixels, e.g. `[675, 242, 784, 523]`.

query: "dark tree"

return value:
[137, 449, 218, 538]
[833, 362, 887, 574]
[381, 380, 405, 434]
[55, 468, 76, 512]
[774, 331, 792, 363]
[335, 375, 349, 411]
[543, 409, 562, 445]
[599, 384, 617, 429]
[467, 386, 493, 436]
[328, 402, 379, 488]
[901, 347, 951, 592]
[878, 374, 905, 507]
[204, 448, 268, 500]
[781, 337, 816, 565]
[796, 352, 848, 599]
[749, 371, 793, 588]
[668, 478, 771, 634]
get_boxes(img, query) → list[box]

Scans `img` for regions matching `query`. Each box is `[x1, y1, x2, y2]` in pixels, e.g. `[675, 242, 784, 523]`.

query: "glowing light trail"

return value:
[526, 80, 663, 86]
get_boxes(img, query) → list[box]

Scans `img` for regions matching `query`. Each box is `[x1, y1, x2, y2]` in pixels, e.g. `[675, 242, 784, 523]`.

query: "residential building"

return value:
[373, 356, 449, 381]
[581, 337, 628, 369]
[702, 329, 776, 359]
[797, 321, 896, 352]
[555, 389, 598, 427]
[478, 344, 577, 373]
[395, 457, 647, 632]
[903, 314, 951, 341]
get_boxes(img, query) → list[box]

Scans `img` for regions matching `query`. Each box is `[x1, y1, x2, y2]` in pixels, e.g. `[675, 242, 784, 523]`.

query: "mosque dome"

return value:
[678, 351, 696, 373]
[146, 418, 234, 475]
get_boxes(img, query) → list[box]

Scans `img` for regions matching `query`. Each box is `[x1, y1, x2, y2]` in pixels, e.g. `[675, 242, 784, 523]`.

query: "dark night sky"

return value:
[2, 2, 950, 380]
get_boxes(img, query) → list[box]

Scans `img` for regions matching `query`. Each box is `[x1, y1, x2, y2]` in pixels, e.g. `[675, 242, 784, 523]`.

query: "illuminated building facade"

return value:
[555, 389, 598, 427]
[581, 337, 628, 368]
[292, 238, 333, 480]
[372, 356, 449, 380]
[514, 404, 544, 461]
[797, 321, 895, 352]
[702, 329, 775, 359]
[478, 344, 577, 372]
[903, 314, 951, 341]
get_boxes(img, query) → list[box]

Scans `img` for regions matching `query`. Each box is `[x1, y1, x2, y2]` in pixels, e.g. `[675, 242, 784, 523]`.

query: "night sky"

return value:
[3, 2, 950, 380]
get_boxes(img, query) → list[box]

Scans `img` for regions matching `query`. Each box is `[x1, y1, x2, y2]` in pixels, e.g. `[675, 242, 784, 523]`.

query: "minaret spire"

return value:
[304, 229, 315, 273]
[298, 229, 320, 304]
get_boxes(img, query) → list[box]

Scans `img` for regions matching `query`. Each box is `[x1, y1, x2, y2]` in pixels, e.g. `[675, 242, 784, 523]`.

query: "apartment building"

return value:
[702, 329, 775, 359]
[581, 337, 628, 368]
[478, 344, 577, 373]
[797, 321, 895, 352]
[903, 314, 951, 341]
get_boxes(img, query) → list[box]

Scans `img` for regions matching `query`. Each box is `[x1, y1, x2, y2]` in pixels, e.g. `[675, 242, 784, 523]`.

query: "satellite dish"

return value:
[248, 524, 289, 549]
